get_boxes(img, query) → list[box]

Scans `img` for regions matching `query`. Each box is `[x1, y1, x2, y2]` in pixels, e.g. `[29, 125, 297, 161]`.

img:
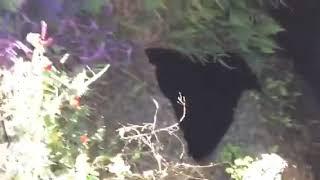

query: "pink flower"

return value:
[40, 20, 54, 47]
[43, 64, 52, 72]
[70, 96, 81, 109]
[80, 134, 89, 145]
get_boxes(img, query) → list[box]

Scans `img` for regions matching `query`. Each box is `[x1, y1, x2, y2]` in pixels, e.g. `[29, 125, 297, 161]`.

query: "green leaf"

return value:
[250, 37, 278, 54]
[87, 174, 99, 180]
[254, 17, 284, 35]
[232, 26, 252, 42]
[229, 8, 251, 27]
[144, 0, 164, 11]
[225, 167, 234, 174]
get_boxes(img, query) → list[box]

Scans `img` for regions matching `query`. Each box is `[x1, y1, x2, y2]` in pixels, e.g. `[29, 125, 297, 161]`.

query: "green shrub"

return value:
[0, 23, 110, 179]
[116, 0, 283, 64]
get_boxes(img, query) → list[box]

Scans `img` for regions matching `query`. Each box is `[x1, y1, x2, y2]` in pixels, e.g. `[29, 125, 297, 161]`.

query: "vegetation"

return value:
[1, 0, 282, 64]
[225, 153, 287, 180]
[0, 0, 302, 179]
[0, 34, 224, 178]
[0, 23, 111, 179]
[259, 57, 300, 128]
[115, 0, 283, 63]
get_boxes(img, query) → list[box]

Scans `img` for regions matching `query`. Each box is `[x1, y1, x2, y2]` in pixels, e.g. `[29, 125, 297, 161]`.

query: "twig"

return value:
[84, 64, 110, 87]
[152, 98, 160, 143]
[117, 94, 187, 174]
[152, 98, 159, 131]
[59, 53, 70, 64]
[172, 133, 185, 159]
[175, 162, 221, 168]
[119, 122, 180, 140]
[117, 93, 226, 179]
[119, 94, 187, 140]
[177, 92, 186, 122]
[1, 120, 11, 147]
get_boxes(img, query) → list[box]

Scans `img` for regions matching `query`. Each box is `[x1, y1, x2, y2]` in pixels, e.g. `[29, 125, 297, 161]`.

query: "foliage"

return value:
[0, 22, 110, 179]
[226, 156, 254, 180]
[0, 0, 132, 69]
[230, 153, 287, 180]
[0, 45, 227, 179]
[0, 21, 217, 180]
[220, 144, 246, 163]
[259, 58, 300, 128]
[1, 0, 283, 65]
[114, 0, 283, 64]
[0, 1, 296, 179]
[220, 143, 288, 180]
[0, 21, 293, 180]
[225, 153, 288, 180]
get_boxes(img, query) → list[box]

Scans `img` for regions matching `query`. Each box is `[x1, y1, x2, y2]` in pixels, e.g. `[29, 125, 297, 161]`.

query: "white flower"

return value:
[107, 154, 131, 178]
[243, 153, 288, 180]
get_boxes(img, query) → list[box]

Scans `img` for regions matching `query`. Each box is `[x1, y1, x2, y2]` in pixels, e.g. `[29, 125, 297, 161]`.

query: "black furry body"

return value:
[146, 48, 260, 161]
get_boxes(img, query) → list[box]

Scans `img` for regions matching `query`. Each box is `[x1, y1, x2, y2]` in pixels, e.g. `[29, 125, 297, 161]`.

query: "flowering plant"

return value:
[0, 21, 109, 179]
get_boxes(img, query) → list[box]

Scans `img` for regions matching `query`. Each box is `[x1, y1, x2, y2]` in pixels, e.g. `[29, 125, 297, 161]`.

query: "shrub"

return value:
[114, 0, 283, 64]
[0, 21, 109, 179]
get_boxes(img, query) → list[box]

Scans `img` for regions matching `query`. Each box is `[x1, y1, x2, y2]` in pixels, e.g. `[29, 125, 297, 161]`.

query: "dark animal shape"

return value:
[271, 0, 320, 100]
[145, 48, 260, 161]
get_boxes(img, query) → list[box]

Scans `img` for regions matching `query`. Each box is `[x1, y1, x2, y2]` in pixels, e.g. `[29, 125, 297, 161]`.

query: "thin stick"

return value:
[84, 64, 110, 87]
[1, 120, 11, 147]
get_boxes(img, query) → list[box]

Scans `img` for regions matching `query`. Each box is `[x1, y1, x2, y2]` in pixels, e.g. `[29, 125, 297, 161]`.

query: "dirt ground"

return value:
[84, 46, 318, 179]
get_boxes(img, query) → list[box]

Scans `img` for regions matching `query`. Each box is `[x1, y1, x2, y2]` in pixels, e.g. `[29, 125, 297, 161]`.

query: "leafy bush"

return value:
[114, 0, 283, 63]
[0, 22, 110, 179]
[226, 156, 255, 180]
[220, 144, 246, 163]
[259, 57, 300, 128]
[1, 0, 283, 65]
[0, 21, 210, 180]
[0, 1, 295, 179]
[226, 153, 287, 180]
